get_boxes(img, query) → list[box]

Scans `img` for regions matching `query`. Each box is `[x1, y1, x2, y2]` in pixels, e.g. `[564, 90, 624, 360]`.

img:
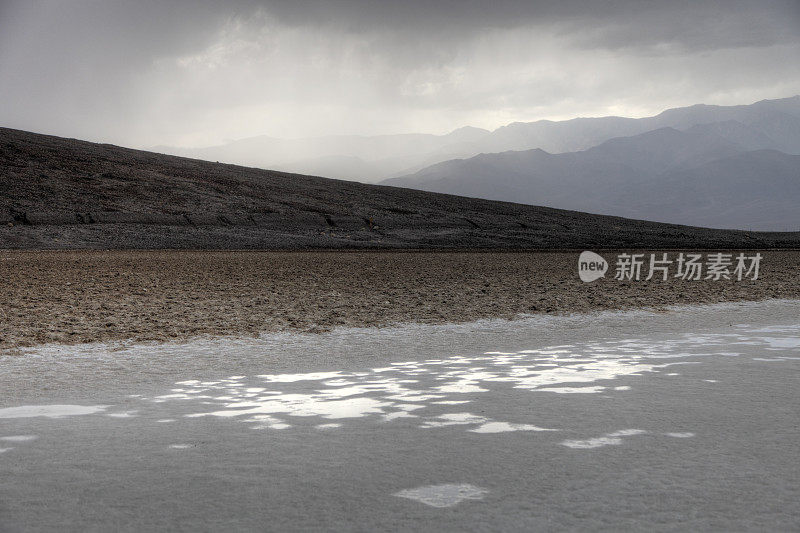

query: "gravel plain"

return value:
[1, 250, 798, 351]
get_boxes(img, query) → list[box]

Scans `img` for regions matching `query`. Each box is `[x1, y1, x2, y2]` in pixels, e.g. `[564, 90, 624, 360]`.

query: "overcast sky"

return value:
[1, 0, 798, 148]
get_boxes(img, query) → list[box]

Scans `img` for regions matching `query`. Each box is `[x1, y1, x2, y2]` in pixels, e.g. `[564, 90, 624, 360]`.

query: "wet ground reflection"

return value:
[1, 322, 798, 453]
[134, 323, 800, 437]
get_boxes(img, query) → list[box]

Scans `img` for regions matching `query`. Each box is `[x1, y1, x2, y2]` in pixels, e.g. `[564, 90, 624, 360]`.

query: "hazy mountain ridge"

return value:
[154, 96, 800, 182]
[384, 120, 800, 231]
[153, 126, 494, 182]
[614, 150, 800, 229]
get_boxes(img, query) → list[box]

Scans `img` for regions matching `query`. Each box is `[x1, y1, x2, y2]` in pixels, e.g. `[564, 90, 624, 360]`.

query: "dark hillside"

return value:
[1, 127, 798, 249]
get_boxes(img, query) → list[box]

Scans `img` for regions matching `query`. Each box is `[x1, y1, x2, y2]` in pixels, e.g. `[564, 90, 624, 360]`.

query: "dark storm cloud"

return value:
[256, 0, 800, 49]
[0, 0, 798, 147]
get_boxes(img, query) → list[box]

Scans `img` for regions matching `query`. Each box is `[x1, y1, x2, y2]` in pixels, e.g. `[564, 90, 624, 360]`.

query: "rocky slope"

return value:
[2, 127, 799, 249]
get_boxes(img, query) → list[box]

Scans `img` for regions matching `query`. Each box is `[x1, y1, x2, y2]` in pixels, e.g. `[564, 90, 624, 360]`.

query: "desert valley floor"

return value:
[1, 250, 799, 350]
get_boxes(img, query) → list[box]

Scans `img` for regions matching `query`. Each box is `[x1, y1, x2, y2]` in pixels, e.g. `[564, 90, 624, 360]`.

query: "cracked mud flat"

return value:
[1, 300, 798, 531]
[1, 250, 799, 350]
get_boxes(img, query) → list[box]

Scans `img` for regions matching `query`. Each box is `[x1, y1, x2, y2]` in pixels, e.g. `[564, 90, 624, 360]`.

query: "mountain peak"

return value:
[444, 126, 491, 142]
[448, 126, 490, 135]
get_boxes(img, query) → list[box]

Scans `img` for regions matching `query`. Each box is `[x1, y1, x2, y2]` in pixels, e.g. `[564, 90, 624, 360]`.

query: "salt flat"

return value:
[1, 300, 799, 531]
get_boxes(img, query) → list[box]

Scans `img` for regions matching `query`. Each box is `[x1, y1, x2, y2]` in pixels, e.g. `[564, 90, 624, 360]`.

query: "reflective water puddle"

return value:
[0, 405, 109, 418]
[1, 322, 798, 455]
[133, 323, 800, 437]
[394, 483, 489, 507]
[561, 429, 648, 449]
[0, 435, 37, 442]
[0, 434, 39, 454]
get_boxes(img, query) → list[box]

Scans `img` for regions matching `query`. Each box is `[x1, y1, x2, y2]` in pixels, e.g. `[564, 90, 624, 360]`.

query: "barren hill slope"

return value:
[1, 127, 798, 249]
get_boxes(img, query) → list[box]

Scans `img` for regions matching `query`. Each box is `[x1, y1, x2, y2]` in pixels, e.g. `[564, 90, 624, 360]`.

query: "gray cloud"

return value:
[0, 0, 798, 148]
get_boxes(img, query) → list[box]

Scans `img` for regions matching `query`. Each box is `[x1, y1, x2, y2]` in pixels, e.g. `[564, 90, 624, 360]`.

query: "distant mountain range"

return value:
[384, 97, 800, 231]
[153, 125, 492, 183]
[155, 96, 800, 184]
